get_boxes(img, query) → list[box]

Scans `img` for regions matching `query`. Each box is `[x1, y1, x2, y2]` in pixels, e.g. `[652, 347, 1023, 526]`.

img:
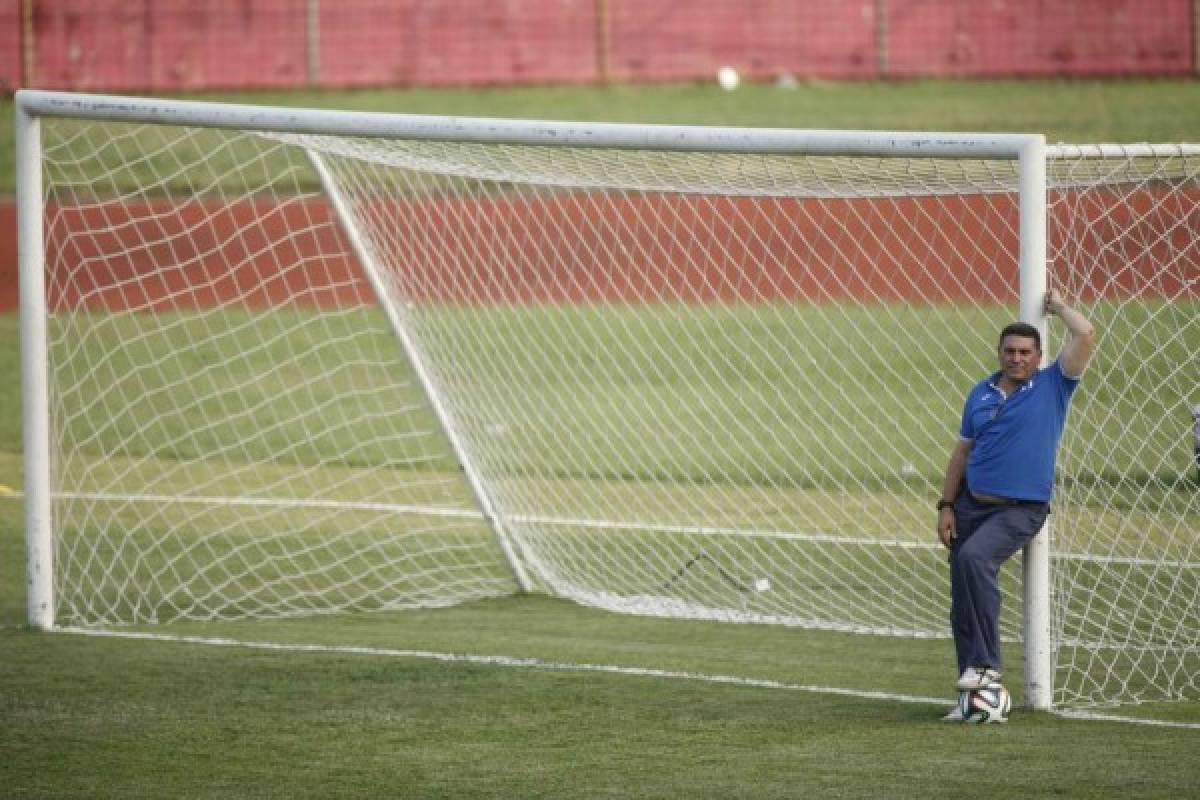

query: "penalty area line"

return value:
[54, 627, 1200, 729]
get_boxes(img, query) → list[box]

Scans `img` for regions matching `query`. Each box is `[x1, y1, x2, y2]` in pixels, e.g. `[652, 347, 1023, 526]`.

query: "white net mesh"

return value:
[42, 124, 517, 624]
[1047, 147, 1200, 707]
[288, 132, 1026, 640]
[32, 113, 1199, 708]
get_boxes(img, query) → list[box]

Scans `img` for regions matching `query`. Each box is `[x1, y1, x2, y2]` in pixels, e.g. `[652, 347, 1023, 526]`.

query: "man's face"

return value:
[998, 334, 1041, 385]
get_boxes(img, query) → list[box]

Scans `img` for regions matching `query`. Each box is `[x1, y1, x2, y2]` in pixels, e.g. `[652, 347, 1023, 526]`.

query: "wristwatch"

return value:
[936, 500, 955, 512]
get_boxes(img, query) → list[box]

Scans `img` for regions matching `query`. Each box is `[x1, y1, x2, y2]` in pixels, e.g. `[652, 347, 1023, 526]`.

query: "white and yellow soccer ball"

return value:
[958, 685, 1012, 723]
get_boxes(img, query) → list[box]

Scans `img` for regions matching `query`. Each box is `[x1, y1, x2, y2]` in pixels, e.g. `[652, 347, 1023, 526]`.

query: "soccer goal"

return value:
[15, 90, 1199, 711]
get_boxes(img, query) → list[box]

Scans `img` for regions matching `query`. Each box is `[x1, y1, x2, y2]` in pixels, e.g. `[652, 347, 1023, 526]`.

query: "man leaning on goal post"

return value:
[936, 288, 1096, 722]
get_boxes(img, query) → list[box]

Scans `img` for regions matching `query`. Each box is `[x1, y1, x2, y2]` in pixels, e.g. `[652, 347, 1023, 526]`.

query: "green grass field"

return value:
[3, 80, 1200, 798]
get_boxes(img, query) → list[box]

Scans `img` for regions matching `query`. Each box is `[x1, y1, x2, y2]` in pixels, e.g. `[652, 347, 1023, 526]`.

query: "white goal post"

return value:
[15, 90, 1200, 712]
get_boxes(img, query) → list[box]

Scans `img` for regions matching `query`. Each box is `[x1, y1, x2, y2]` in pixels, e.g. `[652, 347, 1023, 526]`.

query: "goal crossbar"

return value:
[16, 89, 1041, 158]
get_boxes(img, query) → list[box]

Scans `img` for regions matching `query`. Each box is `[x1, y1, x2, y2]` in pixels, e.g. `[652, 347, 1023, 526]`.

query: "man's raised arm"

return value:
[1045, 289, 1096, 379]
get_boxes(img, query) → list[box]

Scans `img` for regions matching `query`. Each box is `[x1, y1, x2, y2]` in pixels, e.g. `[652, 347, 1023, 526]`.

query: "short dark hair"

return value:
[998, 322, 1041, 351]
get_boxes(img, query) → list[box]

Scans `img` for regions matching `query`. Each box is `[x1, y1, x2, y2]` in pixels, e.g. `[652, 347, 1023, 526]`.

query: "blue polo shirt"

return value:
[959, 359, 1080, 502]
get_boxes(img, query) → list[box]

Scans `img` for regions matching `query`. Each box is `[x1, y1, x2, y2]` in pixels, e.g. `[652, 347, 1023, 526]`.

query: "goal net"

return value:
[1047, 147, 1200, 707]
[18, 93, 1199, 710]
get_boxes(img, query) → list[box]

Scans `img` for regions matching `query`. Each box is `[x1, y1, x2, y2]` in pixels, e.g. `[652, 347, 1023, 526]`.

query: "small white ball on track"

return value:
[716, 66, 740, 91]
[753, 577, 771, 592]
[958, 685, 1012, 723]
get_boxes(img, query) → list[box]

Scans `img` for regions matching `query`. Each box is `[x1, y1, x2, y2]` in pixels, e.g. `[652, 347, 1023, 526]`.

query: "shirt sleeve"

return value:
[1051, 358, 1081, 409]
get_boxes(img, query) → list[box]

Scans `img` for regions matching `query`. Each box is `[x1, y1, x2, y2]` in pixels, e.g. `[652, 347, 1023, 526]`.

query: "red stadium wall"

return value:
[23, 0, 309, 92]
[0, 0, 1196, 92]
[604, 1, 878, 82]
[885, 0, 1194, 77]
[317, 1, 598, 87]
[0, 2, 20, 92]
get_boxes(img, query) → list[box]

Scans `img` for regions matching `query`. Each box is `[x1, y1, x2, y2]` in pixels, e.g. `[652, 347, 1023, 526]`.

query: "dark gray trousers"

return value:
[949, 493, 1050, 675]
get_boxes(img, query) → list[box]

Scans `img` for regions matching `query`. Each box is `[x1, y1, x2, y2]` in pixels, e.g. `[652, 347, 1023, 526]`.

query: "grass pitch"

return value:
[3, 572, 1200, 798]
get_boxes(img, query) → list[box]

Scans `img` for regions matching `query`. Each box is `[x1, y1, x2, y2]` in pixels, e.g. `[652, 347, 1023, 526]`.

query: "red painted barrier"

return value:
[318, 0, 597, 87]
[26, 1, 151, 91]
[885, 0, 1194, 77]
[145, 1, 307, 91]
[25, 0, 308, 91]
[0, 0, 1195, 92]
[606, 0, 877, 82]
[0, 2, 19, 92]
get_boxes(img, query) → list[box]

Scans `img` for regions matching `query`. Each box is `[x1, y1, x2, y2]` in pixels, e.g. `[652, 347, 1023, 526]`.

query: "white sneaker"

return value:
[941, 704, 966, 722]
[956, 666, 1002, 690]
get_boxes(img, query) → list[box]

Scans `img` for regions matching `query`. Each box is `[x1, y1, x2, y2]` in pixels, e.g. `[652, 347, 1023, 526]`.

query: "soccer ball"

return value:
[716, 66, 740, 91]
[958, 685, 1012, 723]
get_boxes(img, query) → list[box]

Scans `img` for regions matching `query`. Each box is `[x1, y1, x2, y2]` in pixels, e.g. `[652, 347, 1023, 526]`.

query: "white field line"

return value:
[60, 625, 946, 705]
[48, 490, 934, 549]
[1052, 709, 1200, 729]
[54, 626, 1200, 729]
[51, 490, 483, 521]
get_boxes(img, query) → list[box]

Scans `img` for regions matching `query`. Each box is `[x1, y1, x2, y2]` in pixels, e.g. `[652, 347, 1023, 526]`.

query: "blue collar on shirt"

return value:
[986, 370, 1037, 396]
